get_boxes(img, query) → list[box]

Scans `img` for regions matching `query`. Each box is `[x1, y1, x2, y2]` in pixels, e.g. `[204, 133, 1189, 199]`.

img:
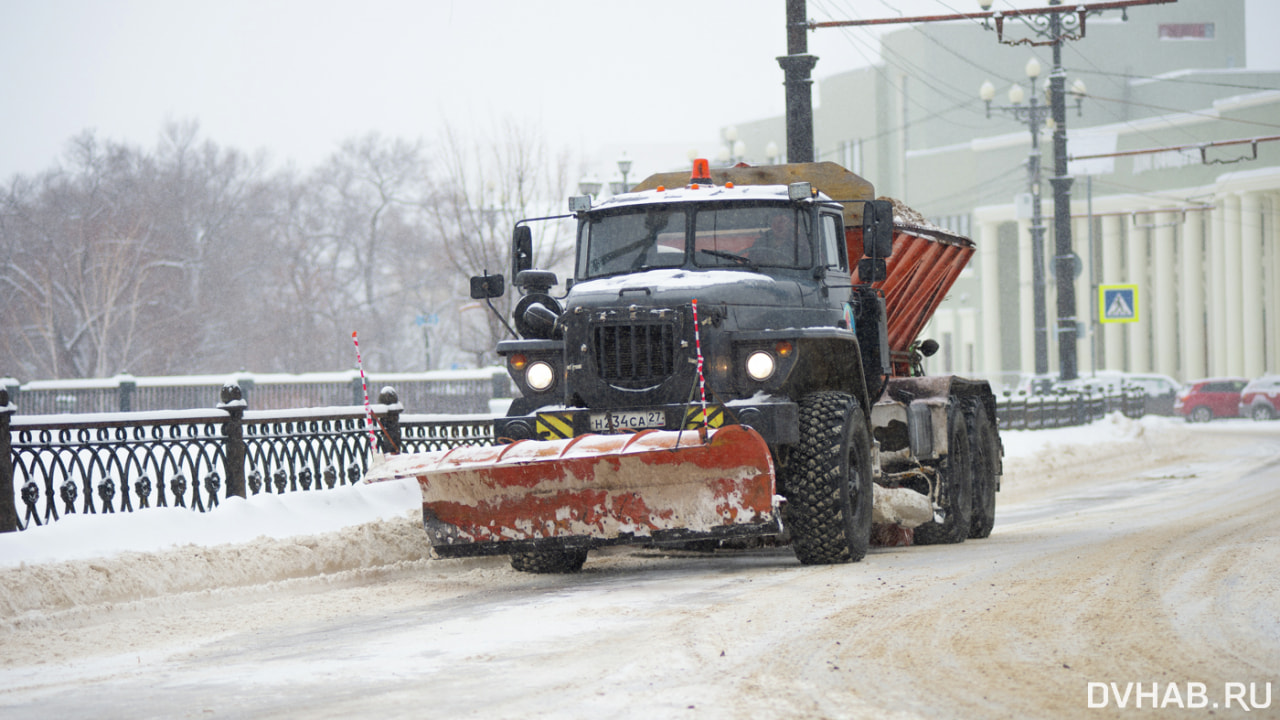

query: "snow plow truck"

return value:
[366, 159, 1002, 572]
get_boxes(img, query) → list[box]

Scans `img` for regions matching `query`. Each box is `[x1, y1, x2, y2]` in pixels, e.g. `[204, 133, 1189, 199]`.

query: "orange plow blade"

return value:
[364, 424, 779, 558]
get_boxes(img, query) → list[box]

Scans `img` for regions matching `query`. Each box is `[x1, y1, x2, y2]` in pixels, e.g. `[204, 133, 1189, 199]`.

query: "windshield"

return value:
[578, 207, 687, 278]
[577, 204, 813, 279]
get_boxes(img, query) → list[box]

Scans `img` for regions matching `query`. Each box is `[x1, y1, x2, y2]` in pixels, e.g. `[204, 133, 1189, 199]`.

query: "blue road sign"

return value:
[1099, 284, 1139, 324]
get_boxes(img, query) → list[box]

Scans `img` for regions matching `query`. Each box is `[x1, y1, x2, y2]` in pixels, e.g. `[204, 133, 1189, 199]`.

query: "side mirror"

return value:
[862, 199, 894, 261]
[511, 225, 534, 279]
[469, 273, 505, 300]
[857, 258, 888, 283]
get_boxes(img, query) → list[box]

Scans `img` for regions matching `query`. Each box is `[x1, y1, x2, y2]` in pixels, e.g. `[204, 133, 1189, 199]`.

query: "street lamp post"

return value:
[720, 127, 747, 166]
[978, 0, 1090, 381]
[609, 154, 634, 196]
[578, 176, 603, 199]
[980, 44, 1086, 379]
[981, 58, 1051, 376]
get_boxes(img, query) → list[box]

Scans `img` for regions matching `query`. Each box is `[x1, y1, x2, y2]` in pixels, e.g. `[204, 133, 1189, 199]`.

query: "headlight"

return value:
[745, 351, 776, 381]
[525, 361, 556, 391]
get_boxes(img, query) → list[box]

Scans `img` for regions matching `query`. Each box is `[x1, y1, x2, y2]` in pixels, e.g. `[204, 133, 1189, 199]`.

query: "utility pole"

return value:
[779, 0, 817, 163]
[1045, 1, 1079, 380]
[808, 0, 1176, 383]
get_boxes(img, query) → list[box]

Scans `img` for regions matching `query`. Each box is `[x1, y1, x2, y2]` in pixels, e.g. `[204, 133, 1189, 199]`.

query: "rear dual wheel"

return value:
[966, 401, 999, 540]
[914, 404, 973, 546]
[782, 391, 874, 564]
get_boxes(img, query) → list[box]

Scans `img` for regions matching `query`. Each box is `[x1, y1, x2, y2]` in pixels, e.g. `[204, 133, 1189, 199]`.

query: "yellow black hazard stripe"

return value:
[683, 404, 725, 429]
[535, 411, 576, 440]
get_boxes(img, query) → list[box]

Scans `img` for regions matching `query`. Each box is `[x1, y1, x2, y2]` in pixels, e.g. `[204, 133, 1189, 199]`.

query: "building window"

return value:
[1158, 23, 1214, 40]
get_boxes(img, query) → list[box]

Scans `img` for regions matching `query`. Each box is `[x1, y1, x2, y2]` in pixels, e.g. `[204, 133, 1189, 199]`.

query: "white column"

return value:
[1126, 218, 1151, 372]
[1270, 193, 1280, 374]
[1102, 214, 1125, 370]
[1018, 219, 1035, 373]
[1044, 224, 1058, 375]
[960, 308, 978, 375]
[1180, 210, 1206, 381]
[1223, 193, 1243, 376]
[1074, 216, 1094, 375]
[978, 219, 1003, 379]
[1153, 212, 1178, 378]
[1241, 191, 1265, 378]
[1209, 198, 1228, 376]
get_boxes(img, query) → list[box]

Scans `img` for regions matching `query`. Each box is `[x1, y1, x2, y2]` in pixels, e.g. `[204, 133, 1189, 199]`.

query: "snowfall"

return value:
[0, 413, 1212, 617]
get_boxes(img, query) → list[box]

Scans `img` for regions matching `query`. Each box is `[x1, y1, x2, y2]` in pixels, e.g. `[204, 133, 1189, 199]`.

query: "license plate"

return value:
[589, 410, 666, 432]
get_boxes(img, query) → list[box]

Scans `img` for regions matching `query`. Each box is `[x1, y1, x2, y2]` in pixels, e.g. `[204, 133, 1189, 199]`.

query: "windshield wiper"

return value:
[698, 248, 759, 272]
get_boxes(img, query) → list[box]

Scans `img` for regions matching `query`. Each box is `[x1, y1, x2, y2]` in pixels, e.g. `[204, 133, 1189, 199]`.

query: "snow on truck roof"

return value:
[623, 160, 973, 246]
[592, 182, 828, 211]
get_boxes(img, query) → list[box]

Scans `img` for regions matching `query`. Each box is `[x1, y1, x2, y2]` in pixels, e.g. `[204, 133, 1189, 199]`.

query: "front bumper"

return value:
[495, 398, 799, 446]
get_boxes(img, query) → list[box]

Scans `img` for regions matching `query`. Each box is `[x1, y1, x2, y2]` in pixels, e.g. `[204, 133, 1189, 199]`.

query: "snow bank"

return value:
[0, 479, 427, 619]
[1002, 411, 1156, 462]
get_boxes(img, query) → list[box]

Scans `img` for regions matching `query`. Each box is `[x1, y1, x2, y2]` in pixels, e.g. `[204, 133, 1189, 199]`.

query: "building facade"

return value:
[728, 0, 1279, 388]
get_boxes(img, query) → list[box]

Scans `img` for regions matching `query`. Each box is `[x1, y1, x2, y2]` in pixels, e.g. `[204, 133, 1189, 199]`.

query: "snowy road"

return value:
[2, 418, 1279, 719]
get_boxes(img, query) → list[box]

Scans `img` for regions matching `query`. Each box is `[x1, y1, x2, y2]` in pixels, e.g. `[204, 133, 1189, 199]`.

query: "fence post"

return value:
[377, 386, 403, 454]
[351, 375, 366, 406]
[218, 382, 248, 499]
[0, 389, 15, 533]
[490, 371, 511, 403]
[118, 374, 136, 412]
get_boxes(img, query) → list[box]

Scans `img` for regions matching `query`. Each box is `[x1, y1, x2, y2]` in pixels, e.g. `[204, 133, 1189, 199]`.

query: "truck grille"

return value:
[594, 323, 676, 388]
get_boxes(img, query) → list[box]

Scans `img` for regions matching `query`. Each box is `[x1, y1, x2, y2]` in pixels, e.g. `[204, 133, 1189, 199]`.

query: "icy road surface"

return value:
[2, 416, 1279, 719]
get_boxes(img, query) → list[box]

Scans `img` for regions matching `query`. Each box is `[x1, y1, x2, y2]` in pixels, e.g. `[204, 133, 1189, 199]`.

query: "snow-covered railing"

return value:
[0, 384, 496, 533]
[994, 388, 1145, 431]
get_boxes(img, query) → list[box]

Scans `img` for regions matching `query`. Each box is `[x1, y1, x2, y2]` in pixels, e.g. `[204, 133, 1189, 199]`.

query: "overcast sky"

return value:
[2, 0, 1277, 186]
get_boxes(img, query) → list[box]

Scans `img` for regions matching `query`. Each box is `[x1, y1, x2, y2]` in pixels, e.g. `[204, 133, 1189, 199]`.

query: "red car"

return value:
[1175, 377, 1248, 422]
[1239, 375, 1280, 421]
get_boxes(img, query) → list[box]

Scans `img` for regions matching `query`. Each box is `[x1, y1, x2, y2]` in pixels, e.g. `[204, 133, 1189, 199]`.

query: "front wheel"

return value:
[1190, 406, 1213, 423]
[510, 548, 589, 573]
[1252, 404, 1275, 422]
[781, 391, 874, 564]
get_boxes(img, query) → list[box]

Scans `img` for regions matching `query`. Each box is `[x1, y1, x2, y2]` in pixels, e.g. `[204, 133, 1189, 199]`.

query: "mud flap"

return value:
[364, 425, 780, 558]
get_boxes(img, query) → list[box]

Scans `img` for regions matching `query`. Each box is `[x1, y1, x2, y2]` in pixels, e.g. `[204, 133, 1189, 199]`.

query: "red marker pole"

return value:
[352, 331, 378, 453]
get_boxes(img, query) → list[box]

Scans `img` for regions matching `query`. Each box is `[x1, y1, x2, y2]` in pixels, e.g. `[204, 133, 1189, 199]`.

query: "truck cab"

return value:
[476, 160, 892, 449]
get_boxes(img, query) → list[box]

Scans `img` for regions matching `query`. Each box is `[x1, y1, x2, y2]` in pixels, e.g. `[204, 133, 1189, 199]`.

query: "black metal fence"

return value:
[993, 388, 1146, 431]
[0, 384, 494, 533]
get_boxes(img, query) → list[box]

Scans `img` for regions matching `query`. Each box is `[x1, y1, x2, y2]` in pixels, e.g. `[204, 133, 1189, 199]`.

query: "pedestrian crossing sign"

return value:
[1099, 284, 1139, 324]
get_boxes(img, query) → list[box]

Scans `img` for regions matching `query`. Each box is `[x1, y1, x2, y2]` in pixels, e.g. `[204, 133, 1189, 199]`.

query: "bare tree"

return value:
[263, 133, 437, 372]
[0, 119, 578, 380]
[0, 134, 176, 378]
[428, 118, 576, 366]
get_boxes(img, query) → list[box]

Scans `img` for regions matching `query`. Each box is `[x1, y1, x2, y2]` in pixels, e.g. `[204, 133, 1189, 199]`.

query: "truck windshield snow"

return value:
[578, 204, 812, 279]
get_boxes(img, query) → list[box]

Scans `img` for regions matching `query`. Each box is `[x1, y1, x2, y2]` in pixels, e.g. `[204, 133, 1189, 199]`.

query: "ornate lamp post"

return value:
[609, 153, 634, 196]
[981, 57, 1053, 376]
[979, 0, 1089, 379]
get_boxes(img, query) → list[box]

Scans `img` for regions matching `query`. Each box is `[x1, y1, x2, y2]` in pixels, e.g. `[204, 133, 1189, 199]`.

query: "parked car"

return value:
[1239, 375, 1280, 421]
[1176, 377, 1249, 422]
[1122, 373, 1182, 416]
[1022, 371, 1182, 416]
